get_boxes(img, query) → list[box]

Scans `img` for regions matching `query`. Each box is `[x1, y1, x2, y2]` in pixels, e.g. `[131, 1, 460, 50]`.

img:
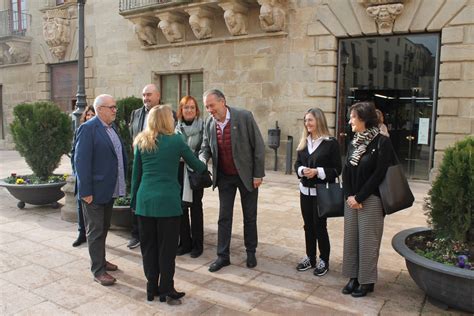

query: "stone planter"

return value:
[392, 227, 474, 313]
[0, 180, 66, 209]
[111, 205, 132, 229]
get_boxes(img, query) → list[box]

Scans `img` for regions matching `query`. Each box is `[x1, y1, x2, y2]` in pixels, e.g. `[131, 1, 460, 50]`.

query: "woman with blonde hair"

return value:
[131, 105, 206, 305]
[294, 108, 341, 276]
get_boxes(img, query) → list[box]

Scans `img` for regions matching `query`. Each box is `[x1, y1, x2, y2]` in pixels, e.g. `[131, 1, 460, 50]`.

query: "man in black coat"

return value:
[127, 84, 161, 249]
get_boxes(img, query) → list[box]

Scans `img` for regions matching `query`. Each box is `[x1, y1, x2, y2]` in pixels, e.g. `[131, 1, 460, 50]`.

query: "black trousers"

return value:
[82, 199, 114, 277]
[131, 213, 139, 240]
[300, 193, 330, 263]
[138, 215, 180, 296]
[179, 188, 204, 252]
[217, 173, 258, 260]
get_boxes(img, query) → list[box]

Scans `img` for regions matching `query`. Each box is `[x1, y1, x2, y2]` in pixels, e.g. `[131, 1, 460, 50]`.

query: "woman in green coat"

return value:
[131, 105, 206, 305]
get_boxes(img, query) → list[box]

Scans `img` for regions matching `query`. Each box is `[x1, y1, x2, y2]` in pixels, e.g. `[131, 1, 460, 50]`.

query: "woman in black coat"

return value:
[341, 102, 394, 297]
[294, 108, 341, 276]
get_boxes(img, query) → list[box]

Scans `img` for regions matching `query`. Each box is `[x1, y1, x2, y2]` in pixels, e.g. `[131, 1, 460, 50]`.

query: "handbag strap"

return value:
[377, 135, 400, 165]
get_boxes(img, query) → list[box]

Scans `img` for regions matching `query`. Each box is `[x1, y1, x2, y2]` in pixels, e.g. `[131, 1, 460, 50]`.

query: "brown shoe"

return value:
[105, 261, 118, 271]
[94, 272, 116, 286]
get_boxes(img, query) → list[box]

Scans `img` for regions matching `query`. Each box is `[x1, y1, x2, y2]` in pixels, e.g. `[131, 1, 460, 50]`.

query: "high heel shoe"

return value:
[146, 282, 159, 302]
[351, 283, 374, 298]
[159, 289, 185, 305]
[342, 278, 359, 295]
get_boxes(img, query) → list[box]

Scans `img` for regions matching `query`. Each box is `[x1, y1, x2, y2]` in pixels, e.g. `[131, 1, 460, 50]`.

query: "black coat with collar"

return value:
[294, 137, 342, 188]
[342, 134, 394, 203]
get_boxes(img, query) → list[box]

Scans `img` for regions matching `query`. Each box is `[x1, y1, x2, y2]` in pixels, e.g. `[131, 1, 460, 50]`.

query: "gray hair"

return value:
[93, 94, 114, 112]
[203, 88, 226, 102]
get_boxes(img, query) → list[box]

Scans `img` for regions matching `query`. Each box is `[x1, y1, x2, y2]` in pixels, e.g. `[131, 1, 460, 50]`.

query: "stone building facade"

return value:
[0, 0, 473, 180]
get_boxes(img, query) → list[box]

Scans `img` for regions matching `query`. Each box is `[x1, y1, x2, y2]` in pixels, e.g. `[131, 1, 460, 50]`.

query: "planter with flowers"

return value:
[0, 101, 72, 209]
[392, 136, 473, 313]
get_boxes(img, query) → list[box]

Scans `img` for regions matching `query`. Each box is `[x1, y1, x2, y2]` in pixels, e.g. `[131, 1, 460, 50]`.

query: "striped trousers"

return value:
[342, 194, 384, 284]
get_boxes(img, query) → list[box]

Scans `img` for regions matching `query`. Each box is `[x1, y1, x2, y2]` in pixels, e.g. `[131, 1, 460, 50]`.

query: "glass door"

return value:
[337, 34, 439, 180]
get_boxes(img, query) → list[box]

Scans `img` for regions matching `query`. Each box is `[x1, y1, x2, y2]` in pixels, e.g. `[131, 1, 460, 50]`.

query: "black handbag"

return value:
[378, 139, 415, 215]
[316, 177, 344, 218]
[188, 169, 212, 190]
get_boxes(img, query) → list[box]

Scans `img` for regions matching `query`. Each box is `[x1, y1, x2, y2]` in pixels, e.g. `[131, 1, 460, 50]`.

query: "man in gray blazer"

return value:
[199, 89, 265, 272]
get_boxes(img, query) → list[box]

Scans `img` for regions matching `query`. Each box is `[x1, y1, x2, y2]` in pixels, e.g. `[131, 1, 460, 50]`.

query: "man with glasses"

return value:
[75, 94, 127, 286]
[127, 84, 161, 249]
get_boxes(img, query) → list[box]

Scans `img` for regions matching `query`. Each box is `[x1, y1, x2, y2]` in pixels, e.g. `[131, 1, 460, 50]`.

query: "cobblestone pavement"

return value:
[0, 150, 468, 315]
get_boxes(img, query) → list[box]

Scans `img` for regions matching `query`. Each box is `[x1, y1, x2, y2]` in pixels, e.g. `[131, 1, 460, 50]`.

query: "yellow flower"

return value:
[16, 178, 25, 184]
[63, 173, 69, 180]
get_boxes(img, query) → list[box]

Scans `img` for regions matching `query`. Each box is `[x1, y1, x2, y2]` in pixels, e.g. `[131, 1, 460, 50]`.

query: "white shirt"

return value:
[215, 107, 231, 132]
[298, 136, 327, 196]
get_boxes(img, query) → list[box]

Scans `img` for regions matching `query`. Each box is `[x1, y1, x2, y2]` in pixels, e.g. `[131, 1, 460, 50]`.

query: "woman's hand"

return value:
[303, 168, 318, 179]
[347, 196, 363, 209]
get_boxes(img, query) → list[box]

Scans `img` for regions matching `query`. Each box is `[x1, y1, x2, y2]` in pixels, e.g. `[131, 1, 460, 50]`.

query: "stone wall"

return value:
[0, 0, 473, 176]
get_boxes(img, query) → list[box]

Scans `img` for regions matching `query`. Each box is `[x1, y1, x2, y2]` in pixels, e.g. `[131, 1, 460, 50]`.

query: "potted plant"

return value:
[0, 101, 73, 209]
[110, 96, 142, 228]
[392, 136, 473, 313]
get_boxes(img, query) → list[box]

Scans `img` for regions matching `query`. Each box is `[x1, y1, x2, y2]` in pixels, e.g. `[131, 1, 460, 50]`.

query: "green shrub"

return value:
[115, 96, 143, 193]
[425, 136, 473, 250]
[10, 101, 73, 180]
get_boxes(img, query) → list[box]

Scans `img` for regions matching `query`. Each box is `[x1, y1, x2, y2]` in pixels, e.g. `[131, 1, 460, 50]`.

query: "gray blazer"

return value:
[199, 106, 265, 192]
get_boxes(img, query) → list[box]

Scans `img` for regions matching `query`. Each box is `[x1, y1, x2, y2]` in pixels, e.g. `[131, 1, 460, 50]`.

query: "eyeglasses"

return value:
[101, 105, 117, 111]
[183, 106, 196, 111]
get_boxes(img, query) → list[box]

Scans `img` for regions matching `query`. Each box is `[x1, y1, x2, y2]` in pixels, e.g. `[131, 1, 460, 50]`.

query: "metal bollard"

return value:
[285, 135, 293, 174]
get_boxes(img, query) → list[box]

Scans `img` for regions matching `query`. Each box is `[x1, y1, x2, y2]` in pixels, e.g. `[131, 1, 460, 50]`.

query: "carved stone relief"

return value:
[6, 41, 30, 63]
[218, 2, 249, 36]
[169, 54, 182, 67]
[42, 8, 71, 59]
[185, 7, 214, 40]
[157, 12, 185, 43]
[257, 0, 286, 32]
[131, 17, 158, 46]
[366, 3, 404, 34]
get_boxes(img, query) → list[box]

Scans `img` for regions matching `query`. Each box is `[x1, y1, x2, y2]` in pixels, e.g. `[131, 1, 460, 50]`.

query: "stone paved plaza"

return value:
[0, 150, 468, 315]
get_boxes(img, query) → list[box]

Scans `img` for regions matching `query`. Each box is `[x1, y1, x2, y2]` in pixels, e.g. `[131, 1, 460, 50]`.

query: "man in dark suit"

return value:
[75, 94, 127, 286]
[127, 84, 161, 249]
[199, 89, 265, 272]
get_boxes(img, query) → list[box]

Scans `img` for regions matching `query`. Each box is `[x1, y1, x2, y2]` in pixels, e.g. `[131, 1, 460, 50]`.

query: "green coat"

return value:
[130, 134, 206, 217]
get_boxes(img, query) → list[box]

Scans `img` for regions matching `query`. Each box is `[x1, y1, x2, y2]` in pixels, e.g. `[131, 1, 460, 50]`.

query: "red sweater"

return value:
[216, 122, 238, 175]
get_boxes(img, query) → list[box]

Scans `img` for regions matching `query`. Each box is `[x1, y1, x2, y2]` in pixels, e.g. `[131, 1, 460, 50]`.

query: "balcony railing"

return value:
[0, 10, 31, 37]
[119, 0, 190, 12]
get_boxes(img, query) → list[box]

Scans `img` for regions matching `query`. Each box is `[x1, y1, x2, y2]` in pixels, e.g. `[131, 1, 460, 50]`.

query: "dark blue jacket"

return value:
[74, 116, 127, 204]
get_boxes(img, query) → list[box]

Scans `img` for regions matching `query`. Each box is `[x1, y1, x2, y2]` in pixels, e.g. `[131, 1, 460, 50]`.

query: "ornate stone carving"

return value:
[185, 7, 214, 40]
[366, 3, 404, 34]
[358, 0, 404, 5]
[257, 0, 286, 32]
[218, 2, 249, 36]
[131, 17, 158, 46]
[157, 12, 185, 43]
[169, 54, 182, 67]
[42, 8, 71, 59]
[5, 41, 30, 63]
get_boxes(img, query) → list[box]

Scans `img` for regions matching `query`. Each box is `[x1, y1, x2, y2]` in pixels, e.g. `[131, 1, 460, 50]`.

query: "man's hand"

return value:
[253, 178, 263, 189]
[82, 195, 93, 204]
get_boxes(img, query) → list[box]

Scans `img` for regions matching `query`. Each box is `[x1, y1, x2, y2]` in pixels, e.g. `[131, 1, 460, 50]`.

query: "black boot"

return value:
[351, 283, 374, 298]
[72, 234, 86, 247]
[146, 282, 159, 302]
[342, 278, 359, 295]
[159, 289, 185, 304]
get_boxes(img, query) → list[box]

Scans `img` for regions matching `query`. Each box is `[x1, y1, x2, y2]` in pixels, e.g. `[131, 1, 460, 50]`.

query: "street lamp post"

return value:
[72, 0, 86, 130]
